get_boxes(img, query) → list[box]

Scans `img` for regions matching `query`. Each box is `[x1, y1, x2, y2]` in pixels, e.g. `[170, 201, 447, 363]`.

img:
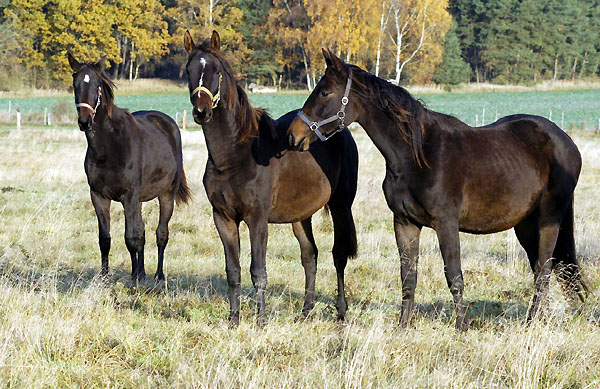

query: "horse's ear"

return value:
[94, 56, 107, 71]
[211, 30, 221, 51]
[322, 48, 332, 67]
[67, 52, 81, 72]
[322, 49, 346, 77]
[184, 30, 196, 55]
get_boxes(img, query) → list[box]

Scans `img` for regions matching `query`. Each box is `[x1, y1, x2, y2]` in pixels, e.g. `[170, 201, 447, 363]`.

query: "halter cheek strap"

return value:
[192, 73, 222, 109]
[76, 86, 102, 119]
[297, 71, 352, 141]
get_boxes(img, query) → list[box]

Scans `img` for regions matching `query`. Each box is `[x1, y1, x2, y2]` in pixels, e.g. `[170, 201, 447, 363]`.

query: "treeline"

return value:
[0, 0, 598, 90]
[450, 0, 600, 84]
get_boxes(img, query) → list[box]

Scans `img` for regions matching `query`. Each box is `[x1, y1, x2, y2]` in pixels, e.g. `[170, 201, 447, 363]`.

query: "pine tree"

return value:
[433, 22, 471, 85]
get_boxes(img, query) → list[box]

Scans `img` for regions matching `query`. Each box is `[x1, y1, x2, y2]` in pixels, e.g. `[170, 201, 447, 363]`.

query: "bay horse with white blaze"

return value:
[68, 53, 190, 281]
[288, 49, 588, 330]
[184, 32, 358, 325]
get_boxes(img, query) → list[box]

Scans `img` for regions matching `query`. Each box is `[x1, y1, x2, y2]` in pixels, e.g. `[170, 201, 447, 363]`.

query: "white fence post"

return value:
[16, 109, 21, 130]
[182, 110, 187, 131]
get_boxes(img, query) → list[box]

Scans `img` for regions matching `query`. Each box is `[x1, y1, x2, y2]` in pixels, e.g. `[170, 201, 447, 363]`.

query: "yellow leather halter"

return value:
[191, 73, 222, 109]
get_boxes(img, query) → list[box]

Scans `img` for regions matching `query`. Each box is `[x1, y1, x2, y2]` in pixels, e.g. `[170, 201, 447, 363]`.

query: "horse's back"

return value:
[131, 110, 183, 201]
[428, 113, 580, 233]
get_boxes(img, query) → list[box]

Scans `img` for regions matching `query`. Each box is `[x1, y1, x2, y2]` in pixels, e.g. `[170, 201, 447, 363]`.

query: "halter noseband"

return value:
[76, 86, 102, 120]
[297, 71, 352, 141]
[192, 73, 222, 109]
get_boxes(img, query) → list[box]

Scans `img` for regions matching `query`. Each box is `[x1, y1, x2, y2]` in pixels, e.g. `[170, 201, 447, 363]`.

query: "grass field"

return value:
[1, 87, 600, 130]
[0, 123, 599, 387]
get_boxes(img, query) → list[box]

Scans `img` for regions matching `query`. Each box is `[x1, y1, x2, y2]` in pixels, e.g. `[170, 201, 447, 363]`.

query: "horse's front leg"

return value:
[213, 210, 241, 326]
[435, 220, 468, 331]
[247, 210, 269, 326]
[395, 215, 421, 327]
[91, 191, 111, 276]
[123, 192, 145, 281]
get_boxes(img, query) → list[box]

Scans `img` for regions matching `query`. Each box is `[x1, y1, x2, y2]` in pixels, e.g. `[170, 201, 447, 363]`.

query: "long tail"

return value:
[175, 167, 191, 205]
[174, 127, 192, 205]
[553, 198, 588, 302]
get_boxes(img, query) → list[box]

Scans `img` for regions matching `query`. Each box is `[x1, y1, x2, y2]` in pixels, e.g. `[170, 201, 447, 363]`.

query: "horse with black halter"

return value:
[288, 49, 588, 330]
[68, 53, 191, 281]
[184, 32, 359, 325]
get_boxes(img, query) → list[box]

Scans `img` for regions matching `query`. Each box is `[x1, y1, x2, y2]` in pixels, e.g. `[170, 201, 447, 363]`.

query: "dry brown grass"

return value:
[0, 126, 599, 387]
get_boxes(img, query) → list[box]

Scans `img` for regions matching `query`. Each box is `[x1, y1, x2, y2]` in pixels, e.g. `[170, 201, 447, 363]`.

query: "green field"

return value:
[2, 88, 600, 129]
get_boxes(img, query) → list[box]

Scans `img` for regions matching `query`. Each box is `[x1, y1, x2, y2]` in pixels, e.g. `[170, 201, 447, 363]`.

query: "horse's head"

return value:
[68, 53, 108, 132]
[184, 30, 225, 125]
[288, 49, 358, 151]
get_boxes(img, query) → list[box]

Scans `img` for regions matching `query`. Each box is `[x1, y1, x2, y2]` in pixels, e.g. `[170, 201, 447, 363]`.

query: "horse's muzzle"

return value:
[193, 104, 212, 125]
[78, 116, 92, 131]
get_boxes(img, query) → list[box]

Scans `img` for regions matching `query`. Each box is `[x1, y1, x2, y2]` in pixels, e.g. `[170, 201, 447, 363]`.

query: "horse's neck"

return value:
[85, 105, 129, 161]
[202, 108, 255, 172]
[357, 105, 416, 171]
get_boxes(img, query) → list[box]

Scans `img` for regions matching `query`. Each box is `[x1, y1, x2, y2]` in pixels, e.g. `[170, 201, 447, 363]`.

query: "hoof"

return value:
[456, 318, 469, 332]
[229, 314, 240, 328]
[256, 315, 268, 328]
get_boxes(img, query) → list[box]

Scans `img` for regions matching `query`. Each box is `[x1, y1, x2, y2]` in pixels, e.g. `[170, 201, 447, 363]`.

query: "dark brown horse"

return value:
[68, 53, 191, 281]
[288, 49, 588, 330]
[184, 32, 358, 325]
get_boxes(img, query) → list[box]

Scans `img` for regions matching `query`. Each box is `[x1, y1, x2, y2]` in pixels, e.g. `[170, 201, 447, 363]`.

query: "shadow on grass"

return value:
[2, 261, 597, 326]
[415, 299, 530, 328]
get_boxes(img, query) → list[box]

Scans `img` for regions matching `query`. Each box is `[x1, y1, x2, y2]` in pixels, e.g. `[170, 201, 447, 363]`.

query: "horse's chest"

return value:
[85, 163, 132, 201]
[382, 172, 431, 225]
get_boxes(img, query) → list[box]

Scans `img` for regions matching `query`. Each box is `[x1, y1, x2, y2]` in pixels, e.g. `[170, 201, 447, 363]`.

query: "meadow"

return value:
[0, 107, 599, 386]
[1, 87, 600, 130]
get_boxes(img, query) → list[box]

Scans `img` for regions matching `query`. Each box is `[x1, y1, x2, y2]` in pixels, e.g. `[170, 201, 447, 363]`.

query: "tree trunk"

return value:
[579, 51, 588, 79]
[375, 0, 389, 77]
[302, 48, 312, 90]
[397, 4, 428, 84]
[571, 57, 578, 81]
[129, 41, 134, 81]
[553, 54, 558, 81]
[393, 8, 403, 85]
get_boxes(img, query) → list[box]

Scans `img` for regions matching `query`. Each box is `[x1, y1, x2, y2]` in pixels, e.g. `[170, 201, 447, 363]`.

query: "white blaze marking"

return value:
[198, 57, 207, 95]
[83, 74, 90, 83]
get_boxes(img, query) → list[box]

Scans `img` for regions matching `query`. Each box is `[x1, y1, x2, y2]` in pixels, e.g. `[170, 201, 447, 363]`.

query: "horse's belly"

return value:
[458, 184, 543, 233]
[268, 153, 331, 223]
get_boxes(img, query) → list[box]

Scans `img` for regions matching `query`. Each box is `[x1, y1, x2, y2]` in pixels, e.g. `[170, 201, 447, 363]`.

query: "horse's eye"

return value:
[319, 90, 330, 98]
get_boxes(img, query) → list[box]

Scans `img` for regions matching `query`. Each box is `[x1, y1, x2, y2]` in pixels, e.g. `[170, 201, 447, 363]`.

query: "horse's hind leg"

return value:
[155, 194, 175, 281]
[526, 196, 566, 323]
[435, 221, 468, 331]
[123, 193, 145, 281]
[91, 191, 111, 276]
[395, 216, 421, 328]
[552, 199, 588, 302]
[292, 218, 318, 317]
[514, 208, 540, 273]
[329, 203, 358, 321]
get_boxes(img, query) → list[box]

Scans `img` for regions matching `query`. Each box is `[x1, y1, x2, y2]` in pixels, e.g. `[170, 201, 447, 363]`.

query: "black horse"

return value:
[184, 31, 359, 325]
[289, 49, 588, 330]
[68, 53, 191, 281]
